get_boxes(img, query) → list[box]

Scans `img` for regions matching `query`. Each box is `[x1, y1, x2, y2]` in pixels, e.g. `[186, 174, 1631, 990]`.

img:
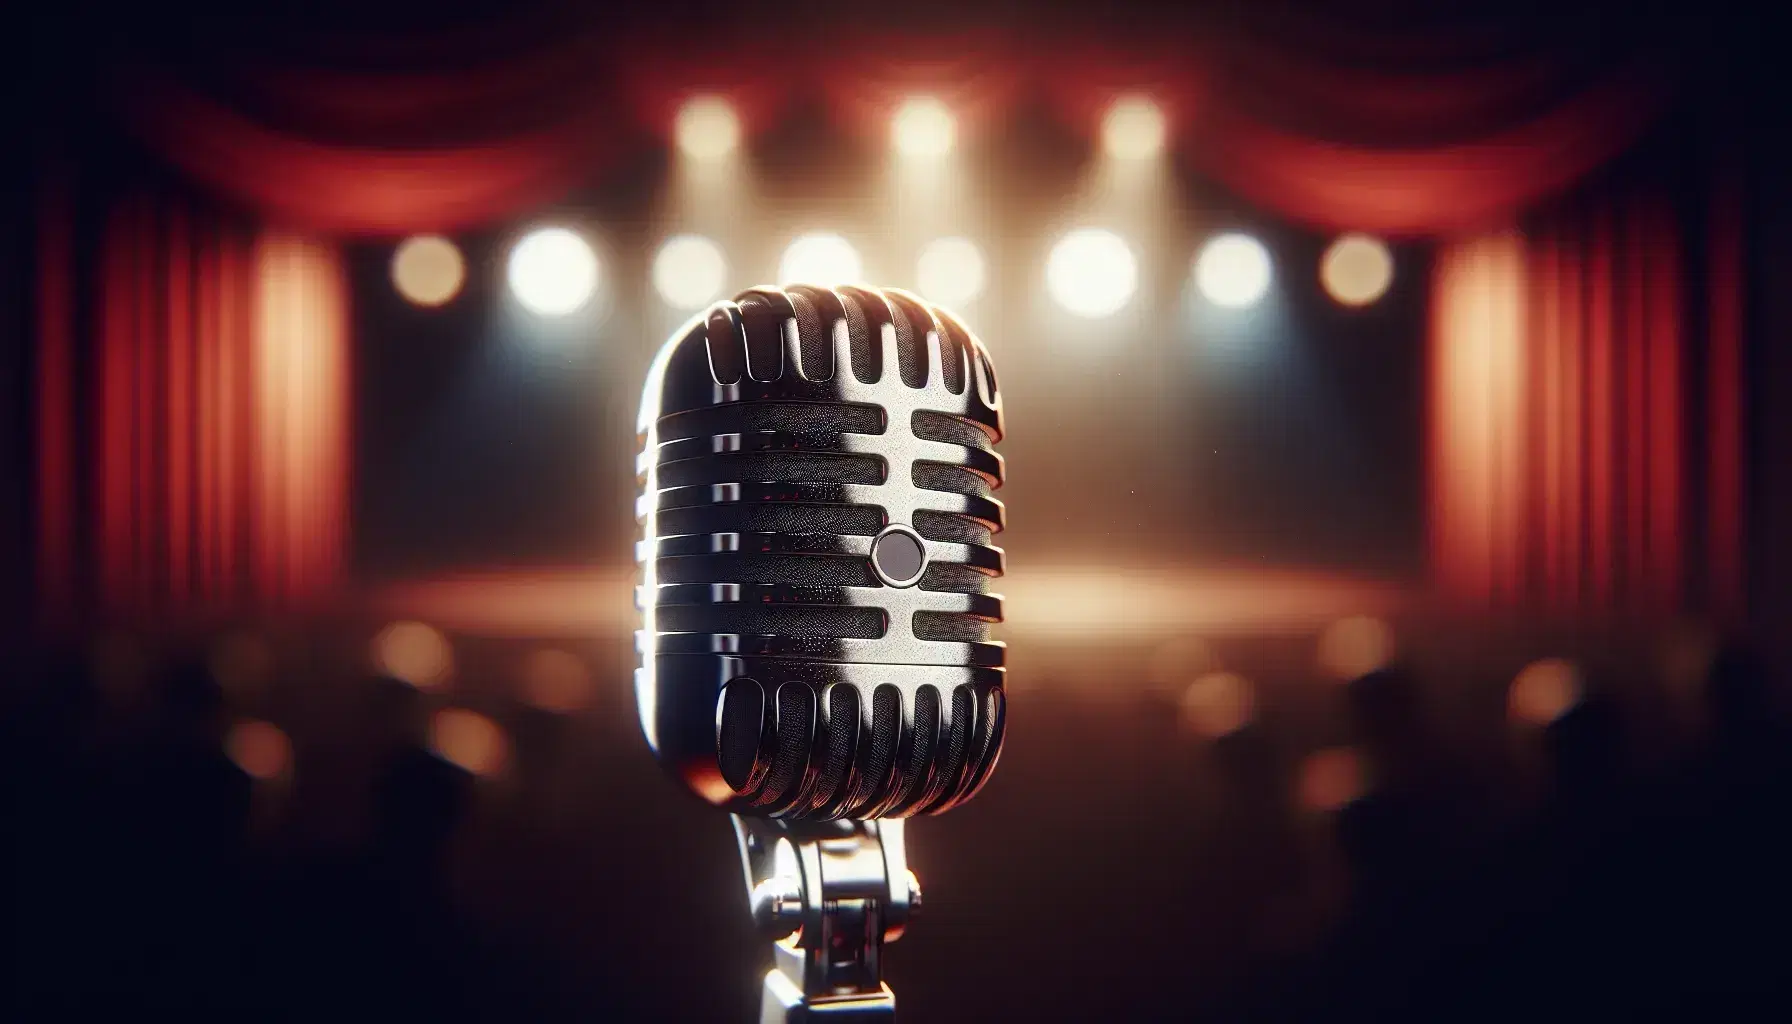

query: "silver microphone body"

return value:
[634, 284, 1006, 822]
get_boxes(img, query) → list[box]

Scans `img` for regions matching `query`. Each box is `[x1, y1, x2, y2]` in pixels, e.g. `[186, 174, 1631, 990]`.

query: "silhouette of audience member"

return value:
[74, 653, 255, 1015]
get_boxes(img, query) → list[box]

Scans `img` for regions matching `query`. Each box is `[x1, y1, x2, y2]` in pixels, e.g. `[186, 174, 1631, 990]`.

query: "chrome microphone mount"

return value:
[735, 815, 919, 1022]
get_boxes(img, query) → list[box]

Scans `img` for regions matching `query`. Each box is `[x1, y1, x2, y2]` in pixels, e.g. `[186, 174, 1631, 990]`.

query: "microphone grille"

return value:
[712, 677, 1006, 818]
[637, 284, 1007, 819]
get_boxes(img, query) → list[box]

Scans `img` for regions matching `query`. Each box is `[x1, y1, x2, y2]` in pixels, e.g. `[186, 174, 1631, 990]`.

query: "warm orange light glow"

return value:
[1428, 232, 1526, 609]
[1101, 96, 1166, 160]
[430, 708, 510, 777]
[675, 96, 741, 160]
[1315, 615, 1395, 681]
[1508, 658, 1581, 726]
[391, 235, 466, 307]
[226, 719, 293, 781]
[372, 566, 1406, 642]
[1180, 671, 1255, 739]
[1320, 234, 1394, 306]
[892, 97, 955, 159]
[373, 620, 453, 689]
[1297, 747, 1366, 812]
[254, 233, 350, 607]
[522, 648, 594, 713]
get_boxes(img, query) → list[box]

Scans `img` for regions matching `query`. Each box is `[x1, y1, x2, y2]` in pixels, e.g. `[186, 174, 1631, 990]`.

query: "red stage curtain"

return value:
[114, 71, 616, 237]
[101, 15, 1678, 240]
[37, 188, 350, 622]
[1034, 21, 1676, 236]
[1428, 178, 1745, 623]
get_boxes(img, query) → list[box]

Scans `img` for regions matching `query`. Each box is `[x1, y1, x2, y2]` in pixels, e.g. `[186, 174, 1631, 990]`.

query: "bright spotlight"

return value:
[1321, 233, 1395, 307]
[652, 234, 728, 309]
[1101, 95, 1166, 160]
[915, 237, 986, 308]
[892, 97, 956, 159]
[1195, 233, 1273, 309]
[391, 235, 466, 307]
[508, 227, 599, 316]
[675, 96, 741, 161]
[778, 233, 864, 286]
[1046, 228, 1138, 318]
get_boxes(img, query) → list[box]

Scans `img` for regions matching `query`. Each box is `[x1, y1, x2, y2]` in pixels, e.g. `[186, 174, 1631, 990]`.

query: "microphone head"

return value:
[635, 285, 1006, 821]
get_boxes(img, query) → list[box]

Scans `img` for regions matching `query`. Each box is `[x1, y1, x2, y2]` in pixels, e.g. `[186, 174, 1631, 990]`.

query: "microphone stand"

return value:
[734, 816, 920, 1022]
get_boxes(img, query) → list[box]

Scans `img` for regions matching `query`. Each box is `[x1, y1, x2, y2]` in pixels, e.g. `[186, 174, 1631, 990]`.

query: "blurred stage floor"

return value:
[368, 565, 1412, 640]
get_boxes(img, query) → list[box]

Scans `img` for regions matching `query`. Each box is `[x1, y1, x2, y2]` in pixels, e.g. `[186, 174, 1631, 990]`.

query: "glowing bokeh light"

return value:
[430, 708, 510, 777]
[1509, 658, 1582, 726]
[522, 649, 594, 714]
[892, 97, 956, 159]
[507, 228, 599, 316]
[1195, 233, 1273, 309]
[226, 719, 293, 781]
[915, 237, 987, 308]
[390, 235, 466, 307]
[779, 233, 864, 286]
[1297, 747, 1366, 812]
[1180, 671, 1256, 739]
[372, 621, 453, 690]
[1316, 616, 1396, 681]
[1321, 233, 1395, 307]
[652, 234, 729, 309]
[675, 96, 741, 160]
[1101, 96, 1167, 160]
[1046, 228, 1138, 318]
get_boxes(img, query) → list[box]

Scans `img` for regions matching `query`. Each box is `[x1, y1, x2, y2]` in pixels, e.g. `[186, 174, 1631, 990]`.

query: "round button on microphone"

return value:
[870, 525, 927, 588]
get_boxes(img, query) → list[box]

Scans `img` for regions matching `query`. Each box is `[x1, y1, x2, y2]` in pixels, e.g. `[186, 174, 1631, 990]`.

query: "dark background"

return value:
[7, 2, 1792, 1022]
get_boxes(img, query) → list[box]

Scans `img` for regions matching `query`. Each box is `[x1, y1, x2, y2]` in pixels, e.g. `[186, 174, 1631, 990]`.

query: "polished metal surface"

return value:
[736, 816, 912, 1023]
[634, 285, 1007, 821]
[635, 285, 1007, 1022]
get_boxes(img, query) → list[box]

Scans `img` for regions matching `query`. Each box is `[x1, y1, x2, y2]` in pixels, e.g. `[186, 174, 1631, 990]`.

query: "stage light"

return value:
[225, 720, 293, 781]
[1046, 228, 1138, 318]
[1180, 671, 1256, 739]
[1195, 233, 1273, 309]
[1321, 233, 1394, 307]
[892, 96, 955, 159]
[372, 620, 452, 690]
[778, 233, 864, 286]
[675, 96, 741, 160]
[915, 237, 986, 308]
[1316, 615, 1395, 681]
[507, 227, 599, 316]
[1101, 95, 1166, 160]
[1297, 747, 1366, 812]
[1509, 658, 1582, 726]
[391, 235, 466, 307]
[652, 234, 728, 309]
[429, 708, 510, 777]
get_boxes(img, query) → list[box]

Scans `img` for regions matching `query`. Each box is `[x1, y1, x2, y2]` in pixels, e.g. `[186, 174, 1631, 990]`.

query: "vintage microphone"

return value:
[634, 284, 1007, 1021]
